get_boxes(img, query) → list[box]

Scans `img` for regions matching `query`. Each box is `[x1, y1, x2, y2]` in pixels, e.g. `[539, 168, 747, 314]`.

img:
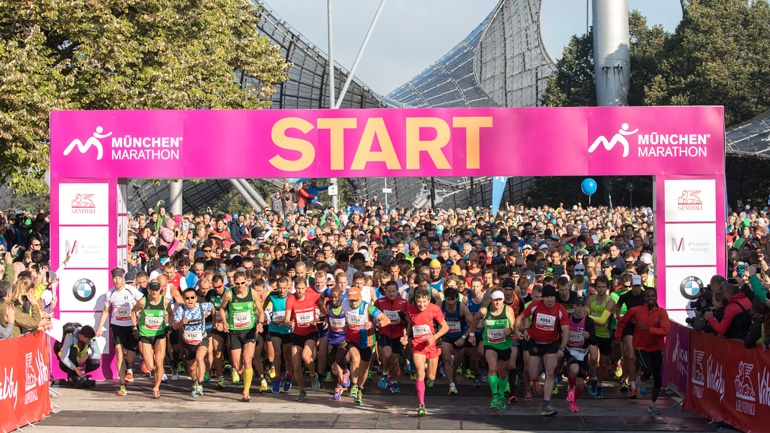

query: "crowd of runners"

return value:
[18, 190, 770, 416]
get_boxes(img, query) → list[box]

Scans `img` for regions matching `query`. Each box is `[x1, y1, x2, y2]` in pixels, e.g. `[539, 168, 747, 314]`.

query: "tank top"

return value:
[567, 314, 588, 361]
[483, 307, 512, 350]
[442, 301, 465, 338]
[266, 292, 292, 334]
[327, 304, 346, 345]
[139, 296, 166, 337]
[206, 289, 226, 327]
[589, 295, 611, 339]
[467, 295, 484, 335]
[227, 290, 256, 331]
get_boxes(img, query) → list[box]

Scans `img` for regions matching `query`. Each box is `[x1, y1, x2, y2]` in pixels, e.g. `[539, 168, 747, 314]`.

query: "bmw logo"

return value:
[679, 276, 704, 300]
[73, 278, 97, 302]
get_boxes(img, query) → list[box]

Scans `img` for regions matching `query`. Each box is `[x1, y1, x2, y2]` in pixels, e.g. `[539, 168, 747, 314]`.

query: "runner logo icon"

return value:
[588, 123, 638, 158]
[63, 126, 111, 160]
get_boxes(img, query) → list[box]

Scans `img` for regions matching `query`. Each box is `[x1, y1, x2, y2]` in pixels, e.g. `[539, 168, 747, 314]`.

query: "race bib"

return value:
[535, 314, 556, 332]
[476, 320, 485, 331]
[569, 331, 584, 344]
[412, 324, 432, 337]
[447, 320, 462, 333]
[296, 311, 314, 327]
[144, 316, 163, 330]
[184, 329, 204, 345]
[329, 317, 346, 331]
[115, 306, 131, 322]
[346, 312, 366, 326]
[271, 311, 286, 323]
[383, 310, 401, 324]
[487, 328, 505, 343]
[233, 311, 252, 329]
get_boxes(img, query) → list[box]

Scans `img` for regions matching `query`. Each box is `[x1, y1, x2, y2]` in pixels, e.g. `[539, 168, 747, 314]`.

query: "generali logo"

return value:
[735, 361, 757, 415]
[71, 194, 96, 214]
[677, 190, 703, 211]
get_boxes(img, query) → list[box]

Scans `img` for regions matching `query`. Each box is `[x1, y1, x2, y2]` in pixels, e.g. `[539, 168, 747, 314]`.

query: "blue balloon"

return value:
[581, 178, 597, 196]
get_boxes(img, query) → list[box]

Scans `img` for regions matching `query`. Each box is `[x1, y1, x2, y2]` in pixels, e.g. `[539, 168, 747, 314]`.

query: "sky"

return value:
[263, 0, 682, 96]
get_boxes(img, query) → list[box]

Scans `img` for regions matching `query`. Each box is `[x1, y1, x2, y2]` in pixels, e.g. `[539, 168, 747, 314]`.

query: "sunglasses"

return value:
[233, 281, 247, 286]
[184, 296, 197, 300]
[149, 288, 161, 291]
[203, 249, 212, 253]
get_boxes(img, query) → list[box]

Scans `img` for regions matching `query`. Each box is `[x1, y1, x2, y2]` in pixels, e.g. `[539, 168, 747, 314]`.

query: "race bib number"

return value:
[184, 329, 204, 345]
[535, 314, 556, 332]
[412, 324, 432, 337]
[114, 306, 131, 322]
[346, 312, 366, 326]
[144, 316, 163, 330]
[569, 331, 584, 345]
[271, 311, 285, 323]
[447, 320, 461, 333]
[296, 311, 314, 327]
[233, 312, 252, 329]
[383, 310, 401, 324]
[487, 328, 505, 343]
[329, 317, 346, 331]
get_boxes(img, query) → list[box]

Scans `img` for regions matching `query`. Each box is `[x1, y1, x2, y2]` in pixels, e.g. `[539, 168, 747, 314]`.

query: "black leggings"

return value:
[636, 349, 663, 389]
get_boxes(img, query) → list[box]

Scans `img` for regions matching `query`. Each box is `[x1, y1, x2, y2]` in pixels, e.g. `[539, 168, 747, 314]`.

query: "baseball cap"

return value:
[501, 278, 516, 289]
[640, 253, 653, 265]
[450, 265, 462, 275]
[348, 287, 362, 301]
[124, 270, 136, 282]
[574, 296, 587, 305]
[632, 274, 643, 286]
[288, 240, 299, 248]
[148, 281, 161, 291]
[574, 264, 586, 275]
[542, 285, 557, 298]
[534, 264, 547, 275]
[601, 259, 612, 268]
[490, 291, 505, 300]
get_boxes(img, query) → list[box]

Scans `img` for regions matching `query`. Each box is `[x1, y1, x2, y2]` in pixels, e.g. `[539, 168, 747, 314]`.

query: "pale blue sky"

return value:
[264, 0, 682, 96]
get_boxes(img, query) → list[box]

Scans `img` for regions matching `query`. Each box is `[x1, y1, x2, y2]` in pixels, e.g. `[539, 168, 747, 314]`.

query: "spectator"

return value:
[0, 280, 15, 340]
[705, 283, 752, 339]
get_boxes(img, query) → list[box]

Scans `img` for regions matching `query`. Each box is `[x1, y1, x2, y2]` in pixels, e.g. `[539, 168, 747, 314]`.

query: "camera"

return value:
[686, 296, 715, 333]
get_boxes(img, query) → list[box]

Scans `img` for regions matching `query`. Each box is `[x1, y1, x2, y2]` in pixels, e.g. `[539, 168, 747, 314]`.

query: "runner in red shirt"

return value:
[374, 280, 408, 393]
[516, 284, 569, 416]
[285, 278, 324, 401]
[405, 288, 449, 416]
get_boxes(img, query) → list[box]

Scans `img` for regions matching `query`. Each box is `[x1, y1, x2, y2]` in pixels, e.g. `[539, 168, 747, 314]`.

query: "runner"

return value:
[325, 287, 352, 401]
[439, 286, 473, 396]
[516, 284, 569, 416]
[131, 280, 171, 398]
[615, 274, 646, 397]
[564, 297, 597, 412]
[205, 274, 229, 389]
[468, 288, 516, 411]
[220, 271, 264, 402]
[374, 280, 408, 394]
[264, 276, 293, 393]
[172, 287, 213, 397]
[615, 288, 670, 415]
[285, 278, 324, 401]
[96, 268, 143, 396]
[405, 287, 449, 416]
[586, 275, 616, 398]
[464, 277, 486, 385]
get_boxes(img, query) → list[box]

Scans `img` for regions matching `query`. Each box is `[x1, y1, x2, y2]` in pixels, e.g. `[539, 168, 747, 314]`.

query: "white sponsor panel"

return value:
[664, 179, 716, 222]
[58, 268, 110, 312]
[57, 311, 111, 355]
[665, 266, 717, 321]
[117, 183, 127, 214]
[664, 223, 717, 266]
[59, 183, 110, 225]
[58, 226, 110, 269]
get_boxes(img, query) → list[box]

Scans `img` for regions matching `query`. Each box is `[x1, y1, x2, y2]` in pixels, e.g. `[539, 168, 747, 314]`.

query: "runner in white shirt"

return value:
[96, 268, 143, 396]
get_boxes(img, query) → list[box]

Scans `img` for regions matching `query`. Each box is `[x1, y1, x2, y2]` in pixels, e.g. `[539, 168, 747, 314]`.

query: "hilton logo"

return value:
[72, 278, 96, 302]
[677, 190, 703, 211]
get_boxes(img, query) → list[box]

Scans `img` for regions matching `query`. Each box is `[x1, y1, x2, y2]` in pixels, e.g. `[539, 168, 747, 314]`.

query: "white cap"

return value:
[631, 274, 643, 286]
[574, 264, 586, 275]
[640, 253, 653, 265]
[490, 291, 505, 300]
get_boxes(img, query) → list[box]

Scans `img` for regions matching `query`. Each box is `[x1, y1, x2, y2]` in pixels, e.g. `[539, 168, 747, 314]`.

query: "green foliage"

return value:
[0, 0, 291, 194]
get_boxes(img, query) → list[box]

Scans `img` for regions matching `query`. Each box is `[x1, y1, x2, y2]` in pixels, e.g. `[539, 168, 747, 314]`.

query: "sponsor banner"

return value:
[664, 179, 716, 222]
[664, 320, 690, 395]
[58, 183, 109, 225]
[685, 330, 770, 433]
[664, 223, 717, 266]
[58, 269, 109, 312]
[50, 106, 725, 179]
[58, 226, 110, 269]
[664, 266, 717, 317]
[0, 331, 52, 433]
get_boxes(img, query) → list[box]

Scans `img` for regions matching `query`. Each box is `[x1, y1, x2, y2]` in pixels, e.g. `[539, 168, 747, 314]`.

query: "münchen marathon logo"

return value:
[73, 278, 97, 302]
[680, 276, 704, 300]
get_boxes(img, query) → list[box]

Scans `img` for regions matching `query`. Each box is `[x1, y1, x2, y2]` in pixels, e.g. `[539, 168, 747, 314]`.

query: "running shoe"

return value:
[569, 401, 579, 412]
[117, 385, 128, 396]
[161, 374, 168, 383]
[489, 395, 499, 409]
[241, 393, 251, 402]
[341, 370, 351, 389]
[196, 384, 204, 396]
[629, 386, 638, 399]
[296, 390, 307, 401]
[473, 377, 481, 388]
[409, 371, 417, 381]
[455, 365, 463, 375]
[125, 369, 134, 383]
[615, 362, 623, 379]
[389, 382, 401, 394]
[524, 390, 533, 402]
[311, 374, 321, 392]
[378, 376, 388, 389]
[350, 384, 359, 400]
[505, 381, 510, 394]
[638, 382, 648, 398]
[588, 380, 597, 396]
[426, 380, 434, 388]
[620, 381, 629, 392]
[141, 363, 150, 375]
[231, 369, 240, 384]
[268, 364, 276, 379]
[191, 386, 198, 397]
[325, 371, 333, 383]
[648, 405, 660, 415]
[567, 387, 576, 403]
[595, 387, 604, 399]
[465, 368, 475, 380]
[367, 370, 373, 382]
[272, 377, 281, 394]
[507, 395, 518, 405]
[481, 370, 488, 383]
[417, 404, 427, 416]
[552, 385, 559, 396]
[354, 392, 363, 406]
[216, 377, 225, 389]
[259, 378, 269, 393]
[333, 386, 343, 401]
[171, 366, 180, 381]
[495, 396, 506, 412]
[203, 373, 210, 383]
[541, 403, 557, 416]
[448, 383, 458, 395]
[282, 374, 293, 392]
[533, 382, 543, 397]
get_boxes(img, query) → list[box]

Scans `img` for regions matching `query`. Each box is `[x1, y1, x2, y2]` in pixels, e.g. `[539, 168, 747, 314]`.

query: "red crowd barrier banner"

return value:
[0, 331, 52, 433]
[664, 320, 690, 395]
[684, 330, 770, 433]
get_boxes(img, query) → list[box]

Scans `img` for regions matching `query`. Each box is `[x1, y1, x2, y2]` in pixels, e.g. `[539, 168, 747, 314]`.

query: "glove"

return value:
[132, 327, 141, 341]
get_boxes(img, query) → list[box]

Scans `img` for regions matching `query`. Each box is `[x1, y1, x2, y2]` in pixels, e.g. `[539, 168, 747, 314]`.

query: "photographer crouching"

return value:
[57, 324, 101, 388]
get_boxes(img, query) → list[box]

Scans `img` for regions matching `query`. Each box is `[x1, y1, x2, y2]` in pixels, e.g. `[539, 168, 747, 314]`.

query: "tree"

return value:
[0, 0, 291, 194]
